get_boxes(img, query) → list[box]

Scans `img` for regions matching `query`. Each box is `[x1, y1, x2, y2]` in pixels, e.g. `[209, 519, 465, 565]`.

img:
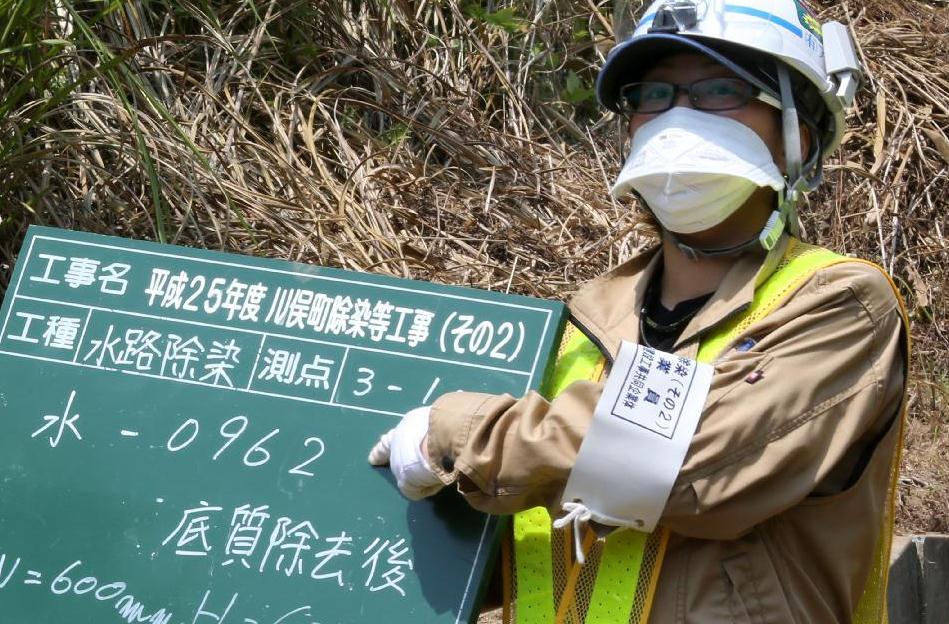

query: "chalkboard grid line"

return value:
[245, 333, 268, 392]
[0, 235, 37, 343]
[328, 346, 350, 405]
[31, 235, 557, 314]
[524, 308, 554, 394]
[0, 348, 424, 418]
[71, 307, 94, 365]
[5, 294, 537, 377]
[456, 515, 493, 624]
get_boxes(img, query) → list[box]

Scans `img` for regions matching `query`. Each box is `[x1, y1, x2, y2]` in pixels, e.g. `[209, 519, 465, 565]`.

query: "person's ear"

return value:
[776, 121, 814, 175]
[800, 123, 812, 161]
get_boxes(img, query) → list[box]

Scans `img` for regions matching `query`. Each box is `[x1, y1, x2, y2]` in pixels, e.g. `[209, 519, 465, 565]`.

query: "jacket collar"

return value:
[568, 235, 791, 360]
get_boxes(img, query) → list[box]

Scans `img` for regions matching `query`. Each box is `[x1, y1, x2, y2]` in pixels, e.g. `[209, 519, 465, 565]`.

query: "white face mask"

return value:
[611, 107, 786, 234]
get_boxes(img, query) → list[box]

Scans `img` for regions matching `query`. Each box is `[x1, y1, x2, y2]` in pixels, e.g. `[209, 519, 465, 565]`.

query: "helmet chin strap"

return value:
[777, 63, 809, 240]
[668, 204, 784, 261]
[670, 229, 765, 261]
[666, 64, 810, 261]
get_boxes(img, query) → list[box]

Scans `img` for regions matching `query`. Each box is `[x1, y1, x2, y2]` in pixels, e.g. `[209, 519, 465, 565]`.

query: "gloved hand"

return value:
[368, 406, 444, 501]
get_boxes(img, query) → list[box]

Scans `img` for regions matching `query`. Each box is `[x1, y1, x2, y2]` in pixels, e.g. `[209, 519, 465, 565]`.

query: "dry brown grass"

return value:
[812, 0, 949, 533]
[0, 0, 946, 532]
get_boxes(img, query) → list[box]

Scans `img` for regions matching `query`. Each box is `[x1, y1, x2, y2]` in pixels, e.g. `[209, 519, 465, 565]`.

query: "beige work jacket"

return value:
[427, 238, 908, 624]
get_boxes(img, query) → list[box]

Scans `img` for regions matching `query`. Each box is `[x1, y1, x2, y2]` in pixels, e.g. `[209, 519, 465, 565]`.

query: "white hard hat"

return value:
[598, 0, 863, 157]
[598, 0, 864, 256]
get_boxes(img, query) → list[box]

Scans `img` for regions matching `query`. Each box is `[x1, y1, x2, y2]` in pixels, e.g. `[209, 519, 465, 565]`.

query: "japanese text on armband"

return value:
[614, 346, 701, 440]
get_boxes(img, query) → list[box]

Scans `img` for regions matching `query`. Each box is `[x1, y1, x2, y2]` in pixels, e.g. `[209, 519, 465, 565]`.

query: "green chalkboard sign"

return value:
[0, 226, 566, 624]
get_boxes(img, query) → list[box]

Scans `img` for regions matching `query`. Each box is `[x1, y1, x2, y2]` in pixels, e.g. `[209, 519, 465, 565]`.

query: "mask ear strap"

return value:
[671, 232, 764, 260]
[779, 65, 803, 183]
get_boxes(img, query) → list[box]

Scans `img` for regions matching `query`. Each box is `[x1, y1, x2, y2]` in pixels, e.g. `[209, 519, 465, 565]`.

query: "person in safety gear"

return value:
[369, 1, 909, 622]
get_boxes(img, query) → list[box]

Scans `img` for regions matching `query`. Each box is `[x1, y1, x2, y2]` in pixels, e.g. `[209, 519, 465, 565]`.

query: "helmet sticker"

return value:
[794, 0, 823, 40]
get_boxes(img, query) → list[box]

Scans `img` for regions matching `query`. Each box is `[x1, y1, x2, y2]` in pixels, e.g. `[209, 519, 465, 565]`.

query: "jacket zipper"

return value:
[567, 313, 615, 367]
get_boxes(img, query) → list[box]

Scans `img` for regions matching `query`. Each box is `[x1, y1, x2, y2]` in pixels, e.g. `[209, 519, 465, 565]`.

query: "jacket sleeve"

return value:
[427, 381, 598, 516]
[426, 263, 907, 536]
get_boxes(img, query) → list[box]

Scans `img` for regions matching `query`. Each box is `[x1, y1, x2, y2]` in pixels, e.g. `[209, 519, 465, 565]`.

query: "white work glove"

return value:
[368, 406, 444, 501]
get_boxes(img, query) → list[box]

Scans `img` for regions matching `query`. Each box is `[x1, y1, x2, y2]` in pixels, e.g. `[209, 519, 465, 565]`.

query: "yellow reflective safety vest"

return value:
[504, 238, 909, 624]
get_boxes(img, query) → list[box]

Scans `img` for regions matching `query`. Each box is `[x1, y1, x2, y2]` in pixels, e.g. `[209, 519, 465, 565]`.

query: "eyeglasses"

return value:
[618, 77, 782, 115]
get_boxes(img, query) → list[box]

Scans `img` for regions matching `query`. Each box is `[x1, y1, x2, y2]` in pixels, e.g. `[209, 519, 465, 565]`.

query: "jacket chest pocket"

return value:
[703, 350, 773, 412]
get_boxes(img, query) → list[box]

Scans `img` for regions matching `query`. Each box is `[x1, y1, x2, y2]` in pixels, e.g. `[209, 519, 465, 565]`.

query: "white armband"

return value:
[560, 341, 713, 533]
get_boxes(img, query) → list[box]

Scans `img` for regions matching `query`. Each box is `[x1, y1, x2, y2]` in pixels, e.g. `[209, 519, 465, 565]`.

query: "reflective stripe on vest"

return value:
[511, 238, 909, 624]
